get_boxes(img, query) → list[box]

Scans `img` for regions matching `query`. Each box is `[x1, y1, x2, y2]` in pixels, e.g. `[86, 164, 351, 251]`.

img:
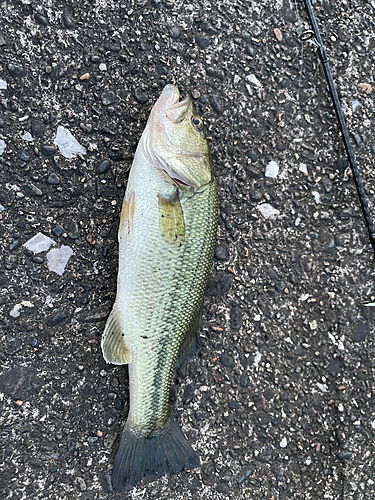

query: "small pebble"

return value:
[134, 89, 148, 104]
[41, 145, 57, 157]
[265, 161, 279, 178]
[210, 95, 222, 114]
[257, 203, 280, 219]
[169, 26, 182, 39]
[280, 437, 288, 448]
[99, 63, 107, 71]
[274, 28, 283, 41]
[8, 63, 27, 78]
[80, 73, 90, 80]
[20, 148, 30, 162]
[358, 82, 372, 95]
[47, 173, 60, 185]
[51, 226, 62, 237]
[96, 160, 111, 174]
[246, 74, 262, 88]
[101, 91, 115, 106]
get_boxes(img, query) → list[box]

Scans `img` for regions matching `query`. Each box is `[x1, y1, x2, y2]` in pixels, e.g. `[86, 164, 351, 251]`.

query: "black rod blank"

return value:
[303, 0, 375, 258]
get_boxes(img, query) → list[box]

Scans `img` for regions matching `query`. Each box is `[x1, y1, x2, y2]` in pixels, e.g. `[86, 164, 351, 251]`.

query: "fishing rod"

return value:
[301, 0, 375, 259]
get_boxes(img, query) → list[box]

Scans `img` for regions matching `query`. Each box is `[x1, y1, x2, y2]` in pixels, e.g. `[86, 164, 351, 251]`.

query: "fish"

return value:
[101, 84, 218, 491]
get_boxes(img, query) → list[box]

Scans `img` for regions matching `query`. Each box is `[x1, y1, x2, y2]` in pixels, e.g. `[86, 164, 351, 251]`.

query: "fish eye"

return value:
[191, 116, 203, 130]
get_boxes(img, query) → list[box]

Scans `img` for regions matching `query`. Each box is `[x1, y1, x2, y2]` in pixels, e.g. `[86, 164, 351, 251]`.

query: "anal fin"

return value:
[176, 303, 203, 377]
[101, 305, 131, 365]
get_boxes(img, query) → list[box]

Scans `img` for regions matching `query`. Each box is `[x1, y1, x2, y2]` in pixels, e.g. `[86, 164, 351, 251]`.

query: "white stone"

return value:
[0, 139, 5, 155]
[299, 163, 308, 175]
[280, 437, 288, 448]
[24, 232, 55, 253]
[352, 99, 361, 111]
[99, 63, 107, 71]
[309, 319, 318, 330]
[316, 382, 328, 392]
[233, 75, 241, 85]
[257, 203, 280, 219]
[46, 245, 73, 275]
[312, 191, 320, 204]
[10, 304, 23, 318]
[54, 125, 87, 159]
[0, 79, 7, 90]
[21, 131, 33, 141]
[246, 74, 262, 88]
[254, 352, 262, 368]
[265, 161, 279, 178]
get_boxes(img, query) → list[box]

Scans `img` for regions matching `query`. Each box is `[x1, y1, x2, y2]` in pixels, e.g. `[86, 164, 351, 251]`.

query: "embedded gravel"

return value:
[0, 1, 375, 499]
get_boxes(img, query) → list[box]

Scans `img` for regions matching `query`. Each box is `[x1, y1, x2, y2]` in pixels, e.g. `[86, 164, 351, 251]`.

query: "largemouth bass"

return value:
[101, 84, 218, 491]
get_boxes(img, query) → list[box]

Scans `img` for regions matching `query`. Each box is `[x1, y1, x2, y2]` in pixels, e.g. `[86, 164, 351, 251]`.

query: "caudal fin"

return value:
[111, 417, 199, 492]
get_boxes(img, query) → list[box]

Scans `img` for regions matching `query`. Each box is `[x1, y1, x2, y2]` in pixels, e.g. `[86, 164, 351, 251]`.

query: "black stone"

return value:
[237, 466, 253, 484]
[102, 91, 115, 106]
[0, 366, 43, 400]
[32, 256, 44, 264]
[68, 186, 82, 197]
[51, 226, 62, 237]
[263, 387, 275, 400]
[96, 160, 111, 174]
[67, 441, 76, 452]
[47, 173, 60, 185]
[49, 66, 65, 82]
[35, 14, 48, 26]
[46, 311, 67, 326]
[214, 243, 229, 261]
[209, 95, 222, 114]
[184, 385, 195, 398]
[205, 274, 231, 297]
[195, 410, 203, 421]
[23, 248, 33, 257]
[108, 148, 123, 162]
[327, 358, 340, 377]
[169, 26, 182, 39]
[352, 322, 368, 342]
[239, 374, 251, 388]
[338, 451, 352, 460]
[63, 11, 75, 29]
[156, 65, 168, 76]
[219, 353, 235, 369]
[8, 63, 27, 78]
[230, 307, 242, 330]
[268, 268, 276, 279]
[41, 145, 57, 157]
[20, 148, 30, 162]
[206, 67, 224, 80]
[246, 45, 255, 56]
[9, 240, 22, 252]
[228, 400, 237, 410]
[134, 89, 148, 104]
[31, 120, 45, 138]
[196, 35, 210, 49]
[255, 446, 273, 464]
[337, 158, 347, 173]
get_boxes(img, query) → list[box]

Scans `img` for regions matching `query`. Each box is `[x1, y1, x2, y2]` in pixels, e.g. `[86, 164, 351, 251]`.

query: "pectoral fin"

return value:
[101, 305, 131, 365]
[118, 192, 135, 241]
[158, 190, 185, 244]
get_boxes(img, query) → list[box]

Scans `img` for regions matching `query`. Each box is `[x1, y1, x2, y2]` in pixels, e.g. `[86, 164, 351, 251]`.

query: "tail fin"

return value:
[111, 417, 199, 492]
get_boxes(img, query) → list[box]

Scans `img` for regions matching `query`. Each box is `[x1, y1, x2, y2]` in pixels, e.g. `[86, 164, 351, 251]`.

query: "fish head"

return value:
[146, 84, 214, 192]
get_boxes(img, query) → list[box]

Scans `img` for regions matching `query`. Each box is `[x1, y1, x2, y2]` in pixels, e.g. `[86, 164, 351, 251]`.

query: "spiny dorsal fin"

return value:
[158, 190, 185, 244]
[176, 303, 203, 377]
[101, 305, 131, 365]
